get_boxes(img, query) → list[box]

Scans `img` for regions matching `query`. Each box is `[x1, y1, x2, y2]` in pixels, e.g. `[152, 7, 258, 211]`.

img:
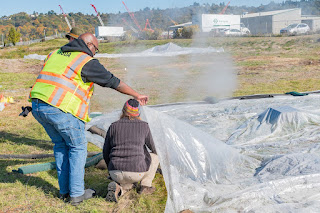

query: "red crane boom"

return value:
[90, 4, 105, 26]
[144, 19, 153, 32]
[59, 5, 72, 30]
[219, 1, 230, 14]
[122, 18, 138, 33]
[122, 1, 142, 31]
[91, 4, 99, 15]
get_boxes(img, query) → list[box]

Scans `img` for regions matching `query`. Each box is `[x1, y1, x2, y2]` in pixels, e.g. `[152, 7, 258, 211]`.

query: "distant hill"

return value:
[0, 0, 319, 41]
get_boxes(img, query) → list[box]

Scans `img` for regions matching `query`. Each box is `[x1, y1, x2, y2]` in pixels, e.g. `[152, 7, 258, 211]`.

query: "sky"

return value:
[1, 0, 284, 17]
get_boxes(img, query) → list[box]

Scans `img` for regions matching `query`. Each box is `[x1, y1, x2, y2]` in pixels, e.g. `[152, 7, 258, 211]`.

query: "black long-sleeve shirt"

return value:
[103, 118, 157, 172]
[61, 39, 120, 89]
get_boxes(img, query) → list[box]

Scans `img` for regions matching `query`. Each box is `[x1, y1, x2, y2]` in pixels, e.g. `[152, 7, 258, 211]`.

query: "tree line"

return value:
[0, 0, 319, 43]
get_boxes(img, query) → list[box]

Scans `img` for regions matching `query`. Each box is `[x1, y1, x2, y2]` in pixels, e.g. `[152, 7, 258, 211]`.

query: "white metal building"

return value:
[301, 15, 320, 32]
[241, 8, 302, 35]
[192, 14, 242, 32]
[168, 22, 193, 31]
[95, 26, 124, 38]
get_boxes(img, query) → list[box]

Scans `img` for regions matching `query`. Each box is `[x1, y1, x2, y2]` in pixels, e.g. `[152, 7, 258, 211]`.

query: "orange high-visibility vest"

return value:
[29, 49, 94, 122]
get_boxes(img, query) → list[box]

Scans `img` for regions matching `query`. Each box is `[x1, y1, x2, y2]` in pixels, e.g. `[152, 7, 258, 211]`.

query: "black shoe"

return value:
[59, 193, 70, 202]
[106, 181, 121, 203]
[70, 189, 96, 206]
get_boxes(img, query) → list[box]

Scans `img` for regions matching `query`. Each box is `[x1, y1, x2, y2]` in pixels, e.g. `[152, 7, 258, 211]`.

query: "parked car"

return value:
[280, 23, 310, 35]
[209, 28, 228, 36]
[240, 23, 251, 35]
[224, 29, 242, 36]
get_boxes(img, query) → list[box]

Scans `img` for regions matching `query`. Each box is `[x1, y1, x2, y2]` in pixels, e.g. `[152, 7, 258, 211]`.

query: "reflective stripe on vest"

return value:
[36, 73, 86, 104]
[30, 50, 94, 122]
[77, 102, 87, 119]
[64, 53, 90, 80]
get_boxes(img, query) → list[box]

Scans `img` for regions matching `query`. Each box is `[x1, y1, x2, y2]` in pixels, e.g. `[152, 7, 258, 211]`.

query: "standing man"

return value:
[65, 27, 82, 42]
[29, 33, 148, 206]
[43, 28, 83, 63]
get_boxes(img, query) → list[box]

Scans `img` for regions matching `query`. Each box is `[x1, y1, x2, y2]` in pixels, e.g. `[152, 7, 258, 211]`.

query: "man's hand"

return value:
[115, 81, 149, 105]
[135, 95, 148, 105]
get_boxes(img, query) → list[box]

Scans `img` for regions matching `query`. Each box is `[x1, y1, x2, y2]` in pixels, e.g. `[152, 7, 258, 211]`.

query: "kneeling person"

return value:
[103, 99, 159, 202]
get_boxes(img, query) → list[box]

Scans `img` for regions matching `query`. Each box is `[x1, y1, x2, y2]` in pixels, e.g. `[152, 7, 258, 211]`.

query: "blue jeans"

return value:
[32, 99, 87, 197]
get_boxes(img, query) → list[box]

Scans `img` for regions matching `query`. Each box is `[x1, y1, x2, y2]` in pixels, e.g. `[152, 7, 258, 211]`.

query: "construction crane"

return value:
[122, 1, 142, 31]
[169, 17, 178, 26]
[59, 5, 72, 30]
[90, 4, 105, 26]
[144, 19, 153, 32]
[122, 18, 138, 33]
[219, 1, 230, 14]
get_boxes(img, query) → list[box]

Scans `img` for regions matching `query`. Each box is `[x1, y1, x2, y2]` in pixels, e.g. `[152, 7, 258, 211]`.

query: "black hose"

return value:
[149, 90, 316, 108]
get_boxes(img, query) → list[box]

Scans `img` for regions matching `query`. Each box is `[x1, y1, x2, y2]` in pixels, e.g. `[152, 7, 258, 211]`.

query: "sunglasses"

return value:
[87, 42, 99, 54]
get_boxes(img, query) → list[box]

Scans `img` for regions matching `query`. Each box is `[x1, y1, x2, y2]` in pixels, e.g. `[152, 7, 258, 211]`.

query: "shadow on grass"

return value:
[0, 131, 53, 151]
[0, 159, 59, 196]
[84, 167, 110, 198]
[0, 158, 111, 199]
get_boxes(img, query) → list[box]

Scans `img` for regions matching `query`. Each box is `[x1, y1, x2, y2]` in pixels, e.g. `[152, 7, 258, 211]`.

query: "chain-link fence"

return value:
[0, 33, 66, 48]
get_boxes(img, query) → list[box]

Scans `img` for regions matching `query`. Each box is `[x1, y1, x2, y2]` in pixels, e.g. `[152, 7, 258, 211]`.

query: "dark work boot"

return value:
[106, 181, 121, 203]
[70, 189, 96, 206]
[59, 193, 70, 202]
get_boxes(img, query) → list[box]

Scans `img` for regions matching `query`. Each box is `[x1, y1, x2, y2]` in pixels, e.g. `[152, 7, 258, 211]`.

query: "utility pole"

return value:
[1, 34, 3, 46]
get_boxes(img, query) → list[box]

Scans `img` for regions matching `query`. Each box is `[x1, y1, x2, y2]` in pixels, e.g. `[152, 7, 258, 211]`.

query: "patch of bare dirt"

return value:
[0, 59, 42, 74]
[300, 59, 320, 66]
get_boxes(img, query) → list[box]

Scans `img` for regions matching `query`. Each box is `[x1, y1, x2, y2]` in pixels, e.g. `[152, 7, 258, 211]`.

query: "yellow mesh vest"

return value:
[29, 49, 94, 122]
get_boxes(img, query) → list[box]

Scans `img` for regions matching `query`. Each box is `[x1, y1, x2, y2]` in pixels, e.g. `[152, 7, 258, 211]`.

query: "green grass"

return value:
[1, 34, 320, 212]
[236, 60, 270, 67]
[0, 39, 66, 59]
[234, 79, 320, 96]
[0, 72, 35, 91]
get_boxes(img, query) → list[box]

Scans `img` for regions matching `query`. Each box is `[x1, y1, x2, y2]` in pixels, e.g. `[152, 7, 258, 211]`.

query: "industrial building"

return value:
[167, 22, 193, 38]
[193, 14, 241, 32]
[192, 14, 251, 35]
[241, 8, 301, 35]
[301, 15, 320, 32]
[167, 22, 193, 32]
[95, 26, 125, 39]
[241, 8, 320, 35]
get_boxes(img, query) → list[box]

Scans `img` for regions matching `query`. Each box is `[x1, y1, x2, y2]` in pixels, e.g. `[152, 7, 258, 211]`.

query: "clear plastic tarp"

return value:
[95, 42, 224, 58]
[24, 42, 224, 60]
[23, 54, 46, 60]
[86, 94, 320, 212]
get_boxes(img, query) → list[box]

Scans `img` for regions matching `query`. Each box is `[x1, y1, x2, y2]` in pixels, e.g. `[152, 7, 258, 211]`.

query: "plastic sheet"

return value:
[86, 94, 320, 212]
[0, 102, 4, 112]
[24, 43, 224, 60]
[23, 54, 46, 60]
